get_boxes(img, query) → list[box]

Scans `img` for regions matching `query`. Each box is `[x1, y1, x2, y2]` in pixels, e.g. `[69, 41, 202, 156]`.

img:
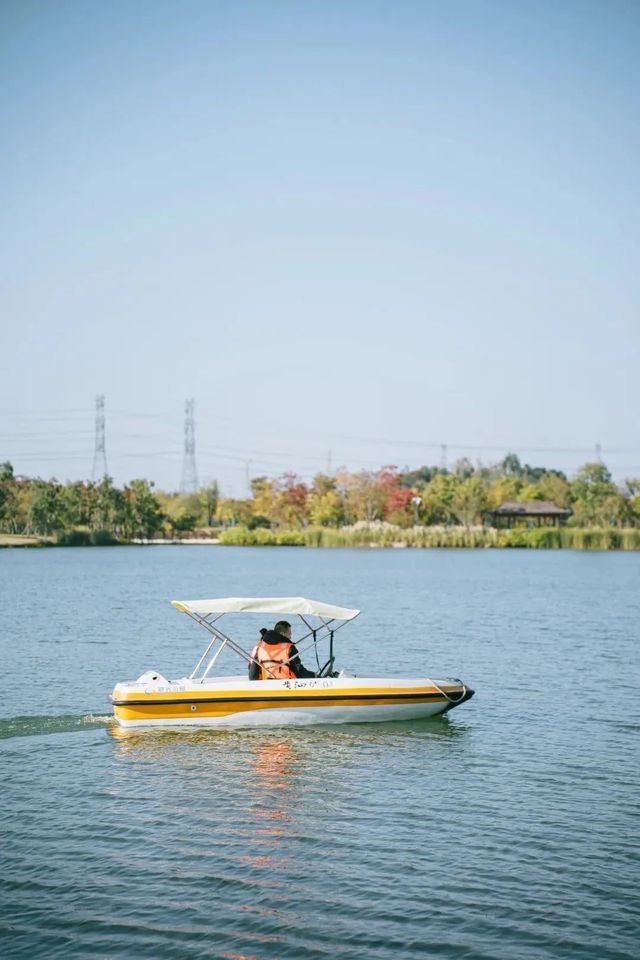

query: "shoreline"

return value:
[2, 528, 639, 551]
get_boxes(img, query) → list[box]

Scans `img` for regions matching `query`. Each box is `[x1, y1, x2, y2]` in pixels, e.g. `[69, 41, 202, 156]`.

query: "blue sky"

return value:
[1, 0, 638, 493]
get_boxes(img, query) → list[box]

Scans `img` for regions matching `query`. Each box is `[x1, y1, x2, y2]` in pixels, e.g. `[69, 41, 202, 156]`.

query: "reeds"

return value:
[217, 525, 640, 550]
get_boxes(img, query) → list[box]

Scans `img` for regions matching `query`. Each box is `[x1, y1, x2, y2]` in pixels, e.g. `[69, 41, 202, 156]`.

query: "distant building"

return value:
[491, 500, 571, 528]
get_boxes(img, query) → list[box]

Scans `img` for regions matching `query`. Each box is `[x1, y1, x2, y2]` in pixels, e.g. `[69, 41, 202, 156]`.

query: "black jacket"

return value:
[249, 630, 316, 681]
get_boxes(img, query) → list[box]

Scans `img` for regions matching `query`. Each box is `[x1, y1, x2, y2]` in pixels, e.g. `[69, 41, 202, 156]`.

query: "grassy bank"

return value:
[4, 526, 639, 550]
[0, 534, 53, 548]
[218, 525, 640, 550]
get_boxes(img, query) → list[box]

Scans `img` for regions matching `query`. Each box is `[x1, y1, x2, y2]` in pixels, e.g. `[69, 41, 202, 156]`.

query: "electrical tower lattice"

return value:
[92, 394, 108, 480]
[181, 399, 199, 492]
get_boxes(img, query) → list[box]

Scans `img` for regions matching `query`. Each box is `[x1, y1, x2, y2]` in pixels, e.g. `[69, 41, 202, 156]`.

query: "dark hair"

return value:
[259, 627, 267, 638]
[274, 620, 291, 635]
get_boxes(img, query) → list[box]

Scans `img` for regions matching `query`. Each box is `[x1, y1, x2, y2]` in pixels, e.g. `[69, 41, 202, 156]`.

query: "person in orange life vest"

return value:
[249, 620, 316, 681]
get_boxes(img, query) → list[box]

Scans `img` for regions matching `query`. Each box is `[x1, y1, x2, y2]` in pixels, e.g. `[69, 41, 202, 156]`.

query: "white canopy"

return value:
[172, 596, 360, 621]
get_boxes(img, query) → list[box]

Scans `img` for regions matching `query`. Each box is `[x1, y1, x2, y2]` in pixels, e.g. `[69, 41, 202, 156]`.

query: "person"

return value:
[249, 620, 316, 681]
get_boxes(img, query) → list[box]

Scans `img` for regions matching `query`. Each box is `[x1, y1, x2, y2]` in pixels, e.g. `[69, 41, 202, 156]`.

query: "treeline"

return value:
[220, 457, 640, 530]
[1, 455, 639, 545]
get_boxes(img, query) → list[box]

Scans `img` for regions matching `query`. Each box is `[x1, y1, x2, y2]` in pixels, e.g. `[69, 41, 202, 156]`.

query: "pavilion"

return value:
[491, 500, 571, 528]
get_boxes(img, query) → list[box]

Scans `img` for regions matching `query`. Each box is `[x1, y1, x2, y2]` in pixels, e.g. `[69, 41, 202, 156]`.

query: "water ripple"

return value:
[1, 548, 639, 960]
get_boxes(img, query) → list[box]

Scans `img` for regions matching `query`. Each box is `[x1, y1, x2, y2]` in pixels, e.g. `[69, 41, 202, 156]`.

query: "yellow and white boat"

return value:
[111, 597, 474, 729]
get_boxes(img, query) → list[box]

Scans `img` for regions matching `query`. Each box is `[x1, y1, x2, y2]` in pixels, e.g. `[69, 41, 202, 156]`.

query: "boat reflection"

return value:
[107, 713, 467, 754]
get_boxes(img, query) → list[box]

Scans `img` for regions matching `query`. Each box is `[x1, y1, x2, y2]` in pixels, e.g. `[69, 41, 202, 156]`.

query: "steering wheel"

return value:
[317, 659, 335, 678]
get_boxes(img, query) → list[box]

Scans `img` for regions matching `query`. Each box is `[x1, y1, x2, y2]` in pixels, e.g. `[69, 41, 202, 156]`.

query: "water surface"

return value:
[1, 546, 638, 959]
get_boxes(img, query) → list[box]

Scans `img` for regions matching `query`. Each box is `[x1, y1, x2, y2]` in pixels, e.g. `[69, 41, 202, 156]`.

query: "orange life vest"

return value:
[254, 639, 295, 680]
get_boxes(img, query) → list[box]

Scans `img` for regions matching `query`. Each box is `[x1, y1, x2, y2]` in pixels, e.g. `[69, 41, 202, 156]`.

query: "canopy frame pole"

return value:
[201, 639, 227, 681]
[298, 615, 322, 673]
[184, 610, 273, 677]
[189, 613, 224, 679]
[180, 607, 360, 678]
[289, 617, 354, 663]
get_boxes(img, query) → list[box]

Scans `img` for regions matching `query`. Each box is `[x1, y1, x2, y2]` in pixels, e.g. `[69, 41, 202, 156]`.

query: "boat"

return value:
[110, 597, 474, 729]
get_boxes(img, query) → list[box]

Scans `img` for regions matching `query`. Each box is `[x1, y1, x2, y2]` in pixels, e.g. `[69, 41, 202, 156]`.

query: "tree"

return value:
[398, 466, 440, 488]
[453, 457, 475, 480]
[570, 462, 619, 527]
[308, 476, 344, 526]
[420, 473, 459, 525]
[251, 477, 276, 522]
[271, 474, 309, 527]
[486, 476, 521, 509]
[28, 480, 63, 535]
[308, 489, 343, 526]
[452, 477, 487, 527]
[200, 481, 219, 527]
[0, 461, 14, 484]
[216, 498, 253, 527]
[517, 483, 545, 502]
[60, 481, 95, 528]
[536, 472, 570, 508]
[0, 461, 18, 531]
[170, 512, 199, 532]
[624, 478, 640, 497]
[92, 476, 124, 534]
[500, 453, 523, 478]
[385, 487, 415, 527]
[123, 480, 164, 538]
[341, 471, 387, 523]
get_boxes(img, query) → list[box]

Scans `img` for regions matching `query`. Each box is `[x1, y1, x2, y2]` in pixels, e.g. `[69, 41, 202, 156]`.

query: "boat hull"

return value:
[111, 676, 473, 729]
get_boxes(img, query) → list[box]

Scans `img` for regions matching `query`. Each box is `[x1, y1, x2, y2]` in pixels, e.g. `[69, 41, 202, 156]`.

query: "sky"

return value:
[1, 0, 639, 494]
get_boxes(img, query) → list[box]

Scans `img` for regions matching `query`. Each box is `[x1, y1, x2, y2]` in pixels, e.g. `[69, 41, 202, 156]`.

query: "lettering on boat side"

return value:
[282, 679, 331, 690]
[284, 680, 328, 690]
[144, 686, 186, 694]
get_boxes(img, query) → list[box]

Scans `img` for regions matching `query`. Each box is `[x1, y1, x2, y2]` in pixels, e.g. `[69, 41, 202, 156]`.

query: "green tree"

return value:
[537, 472, 571, 508]
[398, 466, 439, 488]
[0, 461, 16, 531]
[570, 462, 619, 527]
[517, 483, 545, 502]
[500, 453, 523, 477]
[59, 481, 95, 528]
[452, 477, 487, 527]
[28, 480, 63, 535]
[486, 476, 521, 509]
[200, 480, 219, 526]
[308, 489, 344, 526]
[453, 457, 475, 480]
[123, 480, 164, 538]
[420, 473, 459, 525]
[307, 475, 344, 526]
[92, 476, 124, 534]
[216, 498, 254, 527]
[251, 477, 276, 522]
[170, 512, 199, 532]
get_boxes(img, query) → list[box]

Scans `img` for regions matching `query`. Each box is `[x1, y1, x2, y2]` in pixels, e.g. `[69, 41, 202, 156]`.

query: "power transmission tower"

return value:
[91, 394, 108, 480]
[181, 399, 199, 492]
[440, 443, 448, 472]
[595, 442, 603, 462]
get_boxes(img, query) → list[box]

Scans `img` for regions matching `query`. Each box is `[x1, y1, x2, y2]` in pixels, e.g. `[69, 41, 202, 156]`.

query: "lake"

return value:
[1, 545, 638, 959]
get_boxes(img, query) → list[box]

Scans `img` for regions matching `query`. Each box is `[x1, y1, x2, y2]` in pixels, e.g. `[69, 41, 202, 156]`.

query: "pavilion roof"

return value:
[492, 500, 571, 516]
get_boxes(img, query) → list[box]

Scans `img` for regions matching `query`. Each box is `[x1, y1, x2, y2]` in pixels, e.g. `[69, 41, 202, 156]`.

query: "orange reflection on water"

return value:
[252, 739, 296, 792]
[242, 739, 301, 869]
